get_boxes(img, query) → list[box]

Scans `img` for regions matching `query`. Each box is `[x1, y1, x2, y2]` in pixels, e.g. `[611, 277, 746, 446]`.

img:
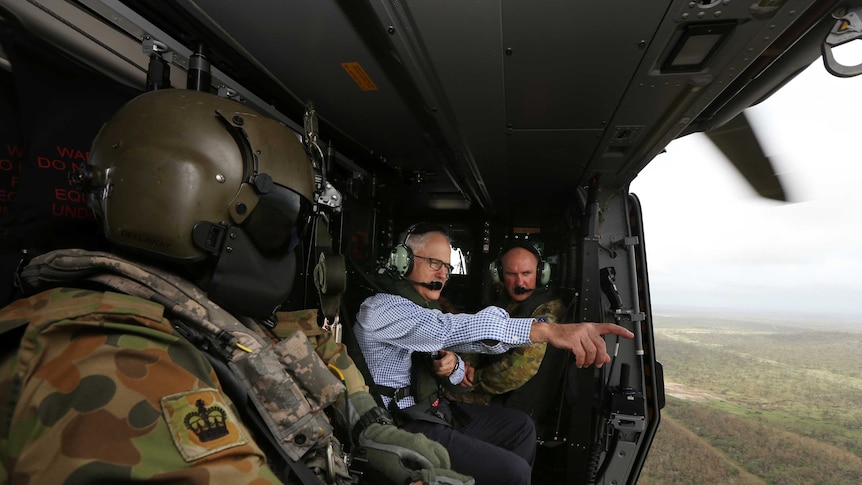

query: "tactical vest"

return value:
[367, 275, 455, 427]
[0, 249, 349, 485]
[496, 287, 559, 319]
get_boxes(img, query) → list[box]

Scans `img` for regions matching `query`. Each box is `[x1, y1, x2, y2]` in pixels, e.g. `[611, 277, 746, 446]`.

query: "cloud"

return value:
[631, 57, 862, 318]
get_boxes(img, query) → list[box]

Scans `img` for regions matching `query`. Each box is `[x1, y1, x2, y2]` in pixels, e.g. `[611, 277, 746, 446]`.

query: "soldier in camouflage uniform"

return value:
[0, 89, 471, 485]
[449, 240, 566, 405]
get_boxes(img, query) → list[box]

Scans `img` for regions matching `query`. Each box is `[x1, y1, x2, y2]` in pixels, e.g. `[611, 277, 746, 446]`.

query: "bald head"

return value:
[501, 246, 539, 302]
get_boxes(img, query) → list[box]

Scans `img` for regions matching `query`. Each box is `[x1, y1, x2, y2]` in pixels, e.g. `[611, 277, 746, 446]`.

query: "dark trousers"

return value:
[403, 400, 535, 485]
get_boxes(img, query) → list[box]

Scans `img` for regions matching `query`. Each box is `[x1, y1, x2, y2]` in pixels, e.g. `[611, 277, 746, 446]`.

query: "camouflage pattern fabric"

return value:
[0, 287, 281, 484]
[0, 248, 360, 484]
[271, 309, 373, 439]
[15, 249, 344, 462]
[272, 309, 368, 398]
[449, 297, 565, 405]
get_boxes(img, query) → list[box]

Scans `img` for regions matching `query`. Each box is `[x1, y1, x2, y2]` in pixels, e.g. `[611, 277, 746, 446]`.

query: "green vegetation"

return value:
[638, 314, 862, 484]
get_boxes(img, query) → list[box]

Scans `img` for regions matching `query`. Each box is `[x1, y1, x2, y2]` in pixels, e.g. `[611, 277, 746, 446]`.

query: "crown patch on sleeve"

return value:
[162, 388, 248, 462]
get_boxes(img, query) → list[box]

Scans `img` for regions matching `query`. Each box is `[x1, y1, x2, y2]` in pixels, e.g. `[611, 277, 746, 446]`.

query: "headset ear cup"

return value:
[489, 260, 502, 284]
[538, 261, 551, 286]
[389, 244, 414, 277]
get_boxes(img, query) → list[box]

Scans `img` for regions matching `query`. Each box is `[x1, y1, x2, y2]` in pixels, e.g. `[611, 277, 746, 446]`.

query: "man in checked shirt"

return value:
[354, 224, 633, 485]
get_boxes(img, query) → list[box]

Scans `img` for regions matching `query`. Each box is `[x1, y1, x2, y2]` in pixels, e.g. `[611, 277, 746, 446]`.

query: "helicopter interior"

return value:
[2, 1, 861, 483]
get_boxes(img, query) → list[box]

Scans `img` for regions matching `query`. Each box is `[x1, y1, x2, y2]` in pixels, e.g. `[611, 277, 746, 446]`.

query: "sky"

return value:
[630, 44, 862, 321]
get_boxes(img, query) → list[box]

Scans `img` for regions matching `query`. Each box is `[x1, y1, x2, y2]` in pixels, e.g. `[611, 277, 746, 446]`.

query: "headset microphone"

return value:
[513, 286, 534, 295]
[410, 280, 443, 290]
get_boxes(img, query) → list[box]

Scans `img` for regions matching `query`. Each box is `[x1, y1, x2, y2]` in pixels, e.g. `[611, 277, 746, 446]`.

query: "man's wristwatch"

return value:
[354, 406, 394, 443]
[448, 357, 461, 377]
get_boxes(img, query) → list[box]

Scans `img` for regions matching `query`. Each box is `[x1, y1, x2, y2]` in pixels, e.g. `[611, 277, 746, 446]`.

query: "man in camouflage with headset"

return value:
[0, 89, 471, 485]
[449, 239, 566, 405]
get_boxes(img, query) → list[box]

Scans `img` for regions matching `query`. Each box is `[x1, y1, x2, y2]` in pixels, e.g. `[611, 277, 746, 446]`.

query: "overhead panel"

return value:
[500, 1, 667, 130]
[194, 0, 447, 192]
[500, 0, 670, 199]
[505, 129, 598, 199]
[607, 0, 831, 185]
[403, 0, 508, 210]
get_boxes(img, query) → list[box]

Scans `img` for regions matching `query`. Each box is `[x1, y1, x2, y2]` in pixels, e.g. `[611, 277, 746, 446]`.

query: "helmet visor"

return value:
[241, 183, 312, 256]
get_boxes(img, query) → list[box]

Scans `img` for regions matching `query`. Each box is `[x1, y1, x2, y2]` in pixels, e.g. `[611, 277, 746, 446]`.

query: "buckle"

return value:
[394, 386, 411, 401]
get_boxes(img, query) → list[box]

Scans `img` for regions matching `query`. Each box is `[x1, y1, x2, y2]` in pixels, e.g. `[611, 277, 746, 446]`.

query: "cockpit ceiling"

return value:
[178, 0, 675, 213]
[170, 0, 833, 219]
[1, 0, 842, 225]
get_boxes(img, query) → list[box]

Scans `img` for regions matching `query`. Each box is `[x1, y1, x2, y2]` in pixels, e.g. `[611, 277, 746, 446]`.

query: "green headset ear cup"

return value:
[389, 244, 414, 277]
[489, 260, 503, 284]
[538, 261, 551, 286]
[493, 240, 551, 287]
[491, 259, 549, 285]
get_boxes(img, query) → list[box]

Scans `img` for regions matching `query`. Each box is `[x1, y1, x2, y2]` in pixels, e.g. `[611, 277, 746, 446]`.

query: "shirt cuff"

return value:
[512, 316, 535, 344]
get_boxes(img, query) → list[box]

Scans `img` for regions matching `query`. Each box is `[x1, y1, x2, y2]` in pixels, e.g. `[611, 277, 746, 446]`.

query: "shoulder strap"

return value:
[203, 350, 325, 485]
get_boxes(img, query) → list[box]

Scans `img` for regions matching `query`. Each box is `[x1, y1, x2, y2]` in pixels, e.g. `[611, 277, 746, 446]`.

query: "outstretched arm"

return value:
[529, 321, 634, 368]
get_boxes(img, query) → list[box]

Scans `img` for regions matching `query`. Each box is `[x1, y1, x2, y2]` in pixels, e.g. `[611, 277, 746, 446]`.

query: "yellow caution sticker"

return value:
[341, 62, 379, 91]
[161, 388, 247, 462]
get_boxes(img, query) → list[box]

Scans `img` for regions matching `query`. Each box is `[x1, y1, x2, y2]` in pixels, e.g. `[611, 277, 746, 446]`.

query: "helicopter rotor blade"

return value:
[704, 111, 787, 202]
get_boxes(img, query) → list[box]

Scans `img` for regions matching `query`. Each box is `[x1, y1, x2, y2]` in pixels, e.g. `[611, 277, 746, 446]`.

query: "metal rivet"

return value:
[387, 26, 396, 35]
[216, 174, 225, 183]
[235, 203, 247, 215]
[232, 115, 244, 125]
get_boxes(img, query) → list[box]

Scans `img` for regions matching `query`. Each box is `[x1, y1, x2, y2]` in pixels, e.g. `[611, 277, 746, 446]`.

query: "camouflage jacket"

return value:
[450, 289, 565, 405]
[0, 249, 361, 485]
[0, 287, 283, 484]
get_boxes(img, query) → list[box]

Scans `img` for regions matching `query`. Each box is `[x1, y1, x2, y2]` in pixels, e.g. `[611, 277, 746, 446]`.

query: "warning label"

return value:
[341, 62, 378, 92]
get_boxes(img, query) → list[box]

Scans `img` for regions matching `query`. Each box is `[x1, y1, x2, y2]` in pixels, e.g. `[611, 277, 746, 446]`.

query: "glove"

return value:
[358, 423, 474, 485]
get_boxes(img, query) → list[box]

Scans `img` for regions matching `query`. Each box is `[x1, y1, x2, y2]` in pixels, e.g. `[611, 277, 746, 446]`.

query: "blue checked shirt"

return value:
[355, 293, 535, 409]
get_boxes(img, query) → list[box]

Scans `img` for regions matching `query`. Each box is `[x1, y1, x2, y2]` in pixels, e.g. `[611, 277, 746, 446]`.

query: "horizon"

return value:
[650, 304, 862, 331]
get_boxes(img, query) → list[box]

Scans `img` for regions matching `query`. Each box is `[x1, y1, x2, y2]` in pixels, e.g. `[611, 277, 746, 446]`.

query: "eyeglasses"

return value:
[414, 254, 454, 274]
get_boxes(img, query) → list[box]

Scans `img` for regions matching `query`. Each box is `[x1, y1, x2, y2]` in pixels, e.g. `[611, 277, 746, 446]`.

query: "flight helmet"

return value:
[86, 89, 315, 318]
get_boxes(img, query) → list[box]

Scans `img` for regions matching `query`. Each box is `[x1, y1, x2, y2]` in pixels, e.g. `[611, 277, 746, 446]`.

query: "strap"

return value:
[376, 384, 412, 402]
[204, 350, 324, 485]
[393, 397, 452, 428]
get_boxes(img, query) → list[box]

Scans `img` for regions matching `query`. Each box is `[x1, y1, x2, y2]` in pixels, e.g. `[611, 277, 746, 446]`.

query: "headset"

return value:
[387, 222, 450, 277]
[490, 239, 551, 286]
